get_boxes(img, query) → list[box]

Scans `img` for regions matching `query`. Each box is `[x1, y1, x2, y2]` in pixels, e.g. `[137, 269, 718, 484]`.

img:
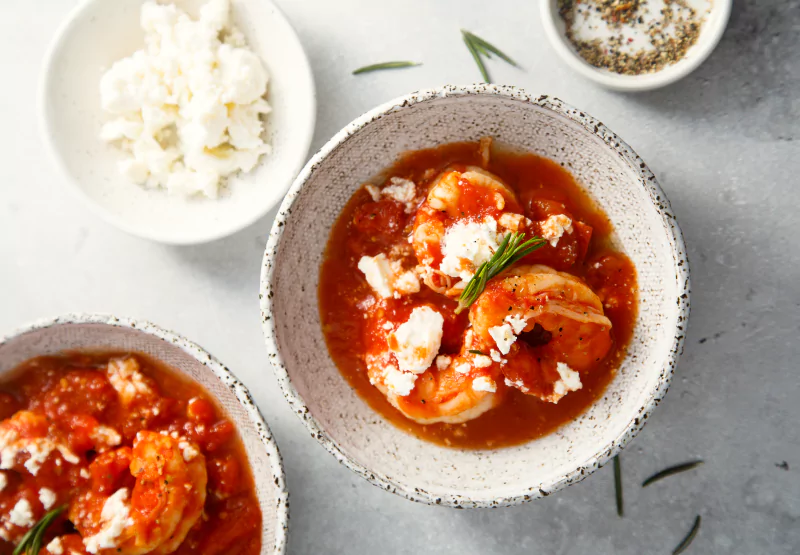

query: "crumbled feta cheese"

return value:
[454, 362, 471, 374]
[39, 488, 57, 510]
[472, 376, 497, 393]
[364, 184, 381, 201]
[91, 426, 122, 450]
[382, 177, 417, 212]
[498, 212, 527, 231]
[393, 270, 421, 296]
[0, 472, 6, 492]
[357, 296, 376, 311]
[388, 307, 444, 373]
[435, 355, 452, 370]
[178, 441, 200, 462]
[504, 377, 529, 393]
[46, 537, 64, 555]
[8, 498, 35, 527]
[540, 214, 573, 247]
[80, 468, 91, 479]
[83, 488, 134, 553]
[490, 349, 504, 363]
[383, 365, 417, 397]
[382, 322, 394, 331]
[505, 314, 528, 334]
[553, 362, 583, 398]
[439, 216, 502, 280]
[488, 323, 517, 355]
[358, 254, 420, 299]
[99, 0, 271, 198]
[107, 358, 153, 405]
[472, 354, 492, 368]
[0, 426, 80, 476]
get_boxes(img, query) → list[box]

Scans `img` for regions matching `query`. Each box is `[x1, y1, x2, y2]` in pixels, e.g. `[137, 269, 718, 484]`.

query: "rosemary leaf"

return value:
[642, 460, 704, 488]
[466, 31, 519, 67]
[462, 34, 489, 82]
[468, 350, 486, 355]
[461, 30, 518, 83]
[13, 506, 65, 555]
[672, 515, 702, 555]
[455, 232, 546, 314]
[352, 61, 421, 75]
[613, 455, 624, 517]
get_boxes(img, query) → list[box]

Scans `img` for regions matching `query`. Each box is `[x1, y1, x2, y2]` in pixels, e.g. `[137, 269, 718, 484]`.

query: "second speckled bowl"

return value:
[260, 85, 690, 508]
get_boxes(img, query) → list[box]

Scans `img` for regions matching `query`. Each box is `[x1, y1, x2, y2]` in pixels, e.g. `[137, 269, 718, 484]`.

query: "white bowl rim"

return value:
[0, 313, 289, 553]
[540, 0, 732, 92]
[38, 0, 317, 245]
[260, 83, 691, 508]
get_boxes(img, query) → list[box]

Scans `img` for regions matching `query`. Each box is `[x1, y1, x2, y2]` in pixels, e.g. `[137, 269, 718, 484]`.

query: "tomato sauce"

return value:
[0, 352, 261, 555]
[319, 141, 638, 449]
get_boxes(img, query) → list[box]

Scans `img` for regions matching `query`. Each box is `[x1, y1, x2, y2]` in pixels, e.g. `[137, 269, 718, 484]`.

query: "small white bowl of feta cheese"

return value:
[40, 0, 315, 244]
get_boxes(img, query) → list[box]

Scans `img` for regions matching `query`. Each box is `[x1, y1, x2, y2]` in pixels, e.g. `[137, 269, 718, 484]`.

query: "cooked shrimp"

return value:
[412, 166, 533, 297]
[70, 432, 206, 555]
[470, 264, 613, 403]
[364, 299, 504, 424]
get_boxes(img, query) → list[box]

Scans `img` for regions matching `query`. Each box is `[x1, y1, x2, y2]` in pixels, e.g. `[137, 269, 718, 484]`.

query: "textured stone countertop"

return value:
[1, 0, 797, 553]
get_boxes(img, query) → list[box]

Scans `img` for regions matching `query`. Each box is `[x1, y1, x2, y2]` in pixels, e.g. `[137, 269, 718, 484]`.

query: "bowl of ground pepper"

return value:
[542, 0, 731, 91]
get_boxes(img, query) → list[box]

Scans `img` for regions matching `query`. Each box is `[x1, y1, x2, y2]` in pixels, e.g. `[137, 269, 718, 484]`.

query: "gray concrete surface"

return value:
[1, 0, 798, 553]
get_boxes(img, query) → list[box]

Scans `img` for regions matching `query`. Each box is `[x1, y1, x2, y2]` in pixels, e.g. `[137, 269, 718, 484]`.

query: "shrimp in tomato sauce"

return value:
[0, 353, 261, 554]
[320, 139, 638, 449]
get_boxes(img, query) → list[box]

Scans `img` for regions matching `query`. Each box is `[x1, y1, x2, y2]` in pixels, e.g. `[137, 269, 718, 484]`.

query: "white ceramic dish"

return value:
[541, 0, 732, 91]
[0, 314, 288, 553]
[40, 0, 316, 245]
[261, 84, 690, 508]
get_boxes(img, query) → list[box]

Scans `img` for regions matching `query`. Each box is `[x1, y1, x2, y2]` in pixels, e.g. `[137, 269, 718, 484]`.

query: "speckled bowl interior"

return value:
[0, 315, 288, 553]
[261, 85, 690, 508]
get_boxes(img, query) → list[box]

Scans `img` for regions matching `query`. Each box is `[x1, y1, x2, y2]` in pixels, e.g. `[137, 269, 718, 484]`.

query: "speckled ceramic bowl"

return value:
[260, 85, 690, 508]
[0, 315, 288, 552]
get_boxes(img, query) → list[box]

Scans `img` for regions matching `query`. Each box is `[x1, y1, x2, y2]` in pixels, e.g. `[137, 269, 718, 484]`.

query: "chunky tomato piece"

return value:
[585, 252, 637, 314]
[189, 494, 261, 555]
[0, 392, 20, 421]
[573, 220, 593, 263]
[352, 200, 406, 242]
[90, 446, 134, 494]
[187, 397, 216, 426]
[208, 454, 241, 499]
[203, 421, 235, 452]
[42, 370, 116, 418]
[64, 413, 100, 453]
[525, 198, 571, 220]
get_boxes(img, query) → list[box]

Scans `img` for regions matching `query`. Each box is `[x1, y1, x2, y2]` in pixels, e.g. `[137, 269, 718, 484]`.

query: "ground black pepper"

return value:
[557, 0, 708, 75]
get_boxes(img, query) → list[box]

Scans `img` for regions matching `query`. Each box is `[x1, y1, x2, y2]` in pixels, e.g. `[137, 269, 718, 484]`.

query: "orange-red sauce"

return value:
[319, 141, 637, 449]
[0, 352, 261, 555]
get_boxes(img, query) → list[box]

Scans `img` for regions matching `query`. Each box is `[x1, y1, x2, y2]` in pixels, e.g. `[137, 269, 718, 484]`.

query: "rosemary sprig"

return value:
[613, 455, 624, 517]
[468, 349, 486, 355]
[461, 30, 518, 83]
[642, 460, 704, 488]
[672, 515, 702, 555]
[455, 232, 546, 314]
[13, 505, 65, 555]
[352, 61, 421, 75]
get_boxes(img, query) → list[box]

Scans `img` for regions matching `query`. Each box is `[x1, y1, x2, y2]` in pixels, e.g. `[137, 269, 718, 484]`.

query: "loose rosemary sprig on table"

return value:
[672, 515, 702, 555]
[455, 232, 546, 314]
[642, 460, 704, 488]
[613, 455, 624, 517]
[13, 505, 65, 555]
[461, 29, 518, 83]
[352, 61, 422, 75]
